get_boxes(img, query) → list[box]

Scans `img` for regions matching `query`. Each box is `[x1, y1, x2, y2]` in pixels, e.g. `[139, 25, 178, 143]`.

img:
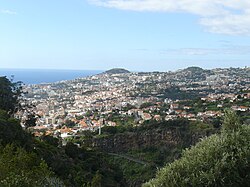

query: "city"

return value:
[20, 67, 250, 139]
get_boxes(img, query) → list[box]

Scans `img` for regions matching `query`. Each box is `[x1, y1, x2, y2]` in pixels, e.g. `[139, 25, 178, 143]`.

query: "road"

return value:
[108, 153, 149, 165]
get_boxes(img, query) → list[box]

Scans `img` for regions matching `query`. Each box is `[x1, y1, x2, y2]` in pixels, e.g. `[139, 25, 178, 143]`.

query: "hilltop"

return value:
[185, 66, 203, 71]
[103, 68, 130, 74]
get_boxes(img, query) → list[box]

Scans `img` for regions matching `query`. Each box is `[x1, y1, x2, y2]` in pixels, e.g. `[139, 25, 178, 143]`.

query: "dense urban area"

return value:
[21, 67, 250, 139]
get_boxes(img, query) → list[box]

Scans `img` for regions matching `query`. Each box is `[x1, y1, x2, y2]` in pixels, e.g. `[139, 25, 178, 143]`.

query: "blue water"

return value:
[0, 68, 102, 84]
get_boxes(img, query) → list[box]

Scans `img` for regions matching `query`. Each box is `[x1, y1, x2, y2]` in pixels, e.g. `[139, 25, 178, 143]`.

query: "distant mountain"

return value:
[104, 68, 130, 74]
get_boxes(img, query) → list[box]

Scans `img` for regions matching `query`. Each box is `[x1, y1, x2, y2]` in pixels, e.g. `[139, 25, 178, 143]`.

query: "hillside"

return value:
[103, 68, 130, 74]
[143, 110, 250, 187]
[74, 119, 218, 186]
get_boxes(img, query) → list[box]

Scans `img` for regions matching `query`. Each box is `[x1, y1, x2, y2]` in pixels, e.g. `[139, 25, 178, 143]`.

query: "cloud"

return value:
[1, 9, 17, 15]
[200, 14, 250, 35]
[89, 0, 250, 35]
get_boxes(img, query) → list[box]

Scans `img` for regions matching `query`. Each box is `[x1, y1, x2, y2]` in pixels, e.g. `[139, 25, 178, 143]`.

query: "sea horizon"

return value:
[0, 68, 102, 84]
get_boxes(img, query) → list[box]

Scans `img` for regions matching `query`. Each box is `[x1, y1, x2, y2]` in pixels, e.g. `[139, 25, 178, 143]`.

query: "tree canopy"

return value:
[143, 110, 250, 187]
[0, 144, 64, 187]
[0, 76, 22, 114]
[0, 76, 124, 186]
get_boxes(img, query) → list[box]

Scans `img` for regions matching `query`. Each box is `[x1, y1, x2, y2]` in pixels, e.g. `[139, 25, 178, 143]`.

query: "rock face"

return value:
[85, 127, 212, 153]
[82, 123, 216, 187]
[103, 68, 130, 74]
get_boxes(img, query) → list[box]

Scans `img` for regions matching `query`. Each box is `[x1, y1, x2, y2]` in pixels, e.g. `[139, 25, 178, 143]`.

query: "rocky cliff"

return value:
[81, 121, 217, 187]
[84, 123, 215, 153]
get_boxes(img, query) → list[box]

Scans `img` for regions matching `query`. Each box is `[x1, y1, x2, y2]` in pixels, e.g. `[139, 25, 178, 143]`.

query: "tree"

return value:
[0, 112, 31, 147]
[222, 109, 241, 132]
[41, 135, 59, 147]
[63, 119, 76, 128]
[23, 112, 38, 129]
[91, 170, 102, 187]
[0, 76, 22, 114]
[0, 76, 39, 128]
[0, 144, 64, 187]
[65, 142, 79, 158]
[143, 110, 250, 187]
[140, 102, 154, 109]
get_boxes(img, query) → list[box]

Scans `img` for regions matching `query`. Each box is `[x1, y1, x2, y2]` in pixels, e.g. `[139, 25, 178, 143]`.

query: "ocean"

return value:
[0, 69, 102, 84]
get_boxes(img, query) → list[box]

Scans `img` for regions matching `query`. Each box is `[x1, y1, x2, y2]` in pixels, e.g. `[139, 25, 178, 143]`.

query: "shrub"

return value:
[143, 111, 250, 187]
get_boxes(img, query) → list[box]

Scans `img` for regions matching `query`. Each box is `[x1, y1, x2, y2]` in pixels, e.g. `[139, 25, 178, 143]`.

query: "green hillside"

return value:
[143, 110, 250, 187]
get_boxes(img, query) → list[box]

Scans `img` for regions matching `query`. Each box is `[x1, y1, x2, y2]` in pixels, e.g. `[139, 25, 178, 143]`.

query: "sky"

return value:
[0, 0, 250, 71]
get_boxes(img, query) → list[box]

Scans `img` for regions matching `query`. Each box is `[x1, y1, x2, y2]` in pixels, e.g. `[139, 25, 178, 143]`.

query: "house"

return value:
[170, 103, 179, 110]
[142, 113, 152, 121]
[165, 115, 177, 121]
[58, 127, 74, 139]
[183, 106, 191, 110]
[78, 119, 88, 128]
[153, 115, 161, 121]
[232, 106, 248, 112]
[107, 121, 117, 126]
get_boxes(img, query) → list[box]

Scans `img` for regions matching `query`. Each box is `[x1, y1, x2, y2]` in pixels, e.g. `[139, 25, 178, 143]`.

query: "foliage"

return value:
[140, 102, 154, 109]
[0, 76, 39, 128]
[63, 119, 76, 128]
[106, 111, 135, 126]
[143, 111, 250, 187]
[0, 112, 125, 186]
[0, 76, 22, 114]
[40, 135, 59, 147]
[104, 68, 130, 74]
[159, 87, 202, 100]
[0, 79, 124, 186]
[98, 119, 217, 186]
[24, 113, 39, 129]
[222, 109, 241, 132]
[91, 170, 102, 187]
[0, 101, 217, 187]
[30, 137, 124, 186]
[0, 144, 63, 187]
[122, 103, 136, 111]
[0, 111, 32, 147]
[106, 154, 155, 186]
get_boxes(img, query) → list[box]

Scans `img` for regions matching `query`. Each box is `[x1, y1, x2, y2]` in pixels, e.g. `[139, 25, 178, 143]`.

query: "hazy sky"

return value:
[1, 0, 250, 71]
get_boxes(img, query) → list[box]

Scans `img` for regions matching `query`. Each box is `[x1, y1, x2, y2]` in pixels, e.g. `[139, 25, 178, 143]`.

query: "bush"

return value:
[143, 111, 250, 187]
[0, 144, 63, 187]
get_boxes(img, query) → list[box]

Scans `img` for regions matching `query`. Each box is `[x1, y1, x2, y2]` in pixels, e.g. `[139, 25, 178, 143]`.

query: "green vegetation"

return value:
[83, 119, 218, 185]
[0, 144, 63, 187]
[0, 98, 63, 186]
[1, 76, 249, 186]
[143, 110, 250, 187]
[134, 85, 204, 100]
[140, 102, 155, 109]
[106, 110, 135, 126]
[0, 76, 22, 114]
[0, 114, 125, 186]
[161, 87, 202, 100]
[104, 68, 130, 74]
[122, 103, 136, 111]
[178, 97, 250, 115]
[107, 154, 155, 186]
[0, 77, 125, 187]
